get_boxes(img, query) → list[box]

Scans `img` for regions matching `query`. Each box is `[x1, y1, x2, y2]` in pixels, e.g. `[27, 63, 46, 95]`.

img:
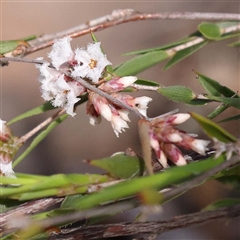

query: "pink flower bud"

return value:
[171, 113, 190, 125]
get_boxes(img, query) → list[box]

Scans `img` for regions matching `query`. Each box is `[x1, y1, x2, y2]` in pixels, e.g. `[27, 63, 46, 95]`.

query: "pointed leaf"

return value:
[158, 86, 196, 103]
[218, 114, 240, 123]
[209, 96, 240, 109]
[190, 112, 237, 143]
[207, 105, 228, 119]
[7, 102, 55, 125]
[135, 79, 160, 87]
[228, 40, 240, 47]
[164, 41, 207, 70]
[88, 152, 145, 179]
[198, 22, 222, 39]
[65, 173, 111, 185]
[123, 37, 192, 55]
[196, 72, 238, 97]
[0, 35, 36, 54]
[70, 155, 226, 210]
[115, 50, 170, 76]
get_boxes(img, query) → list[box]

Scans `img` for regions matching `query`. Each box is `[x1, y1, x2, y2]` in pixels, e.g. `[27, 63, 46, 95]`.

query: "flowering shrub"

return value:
[0, 9, 239, 240]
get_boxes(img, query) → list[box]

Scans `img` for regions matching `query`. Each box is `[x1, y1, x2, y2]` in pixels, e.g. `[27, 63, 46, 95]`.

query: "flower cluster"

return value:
[36, 37, 152, 137]
[0, 119, 21, 177]
[146, 113, 210, 167]
[87, 76, 152, 137]
[36, 36, 111, 116]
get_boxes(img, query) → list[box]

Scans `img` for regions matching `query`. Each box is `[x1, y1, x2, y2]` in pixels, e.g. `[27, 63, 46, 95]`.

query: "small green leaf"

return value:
[114, 50, 170, 76]
[228, 40, 240, 47]
[196, 72, 238, 97]
[207, 104, 229, 119]
[7, 102, 55, 125]
[123, 37, 192, 55]
[135, 79, 160, 87]
[61, 194, 84, 208]
[218, 114, 240, 123]
[198, 22, 222, 39]
[158, 86, 196, 103]
[190, 112, 237, 143]
[13, 114, 68, 168]
[164, 41, 207, 70]
[88, 152, 145, 179]
[68, 155, 226, 210]
[203, 198, 240, 211]
[209, 96, 240, 109]
[0, 37, 34, 55]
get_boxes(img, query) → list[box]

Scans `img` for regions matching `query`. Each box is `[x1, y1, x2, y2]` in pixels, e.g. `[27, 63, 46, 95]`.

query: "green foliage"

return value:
[67, 155, 225, 210]
[198, 22, 222, 39]
[158, 86, 197, 104]
[88, 152, 145, 179]
[190, 112, 238, 142]
[115, 51, 170, 76]
[164, 41, 207, 70]
[7, 102, 55, 125]
[0, 35, 36, 54]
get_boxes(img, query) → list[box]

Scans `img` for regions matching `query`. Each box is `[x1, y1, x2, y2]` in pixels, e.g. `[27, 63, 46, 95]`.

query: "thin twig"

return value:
[48, 204, 240, 239]
[18, 108, 65, 144]
[27, 10, 240, 54]
[0, 197, 63, 232]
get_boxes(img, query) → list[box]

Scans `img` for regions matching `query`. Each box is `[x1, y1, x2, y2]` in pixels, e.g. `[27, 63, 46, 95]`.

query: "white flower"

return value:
[48, 36, 75, 70]
[37, 63, 85, 116]
[72, 42, 112, 83]
[133, 96, 152, 116]
[111, 114, 129, 137]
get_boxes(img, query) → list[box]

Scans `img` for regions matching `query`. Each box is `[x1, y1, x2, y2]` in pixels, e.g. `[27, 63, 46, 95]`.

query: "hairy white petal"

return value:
[48, 36, 74, 70]
[134, 96, 152, 116]
[111, 114, 129, 137]
[73, 42, 111, 83]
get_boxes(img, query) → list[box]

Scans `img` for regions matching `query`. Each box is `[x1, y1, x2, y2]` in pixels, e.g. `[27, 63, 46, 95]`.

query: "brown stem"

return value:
[18, 109, 65, 144]
[0, 197, 63, 232]
[27, 10, 240, 54]
[48, 204, 240, 239]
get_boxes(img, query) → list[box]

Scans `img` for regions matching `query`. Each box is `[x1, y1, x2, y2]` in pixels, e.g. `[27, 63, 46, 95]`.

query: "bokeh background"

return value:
[1, 1, 240, 239]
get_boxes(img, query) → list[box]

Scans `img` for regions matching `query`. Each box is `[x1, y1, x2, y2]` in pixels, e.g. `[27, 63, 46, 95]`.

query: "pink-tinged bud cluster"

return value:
[148, 113, 210, 167]
[87, 76, 152, 137]
[36, 36, 111, 116]
[0, 119, 21, 177]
